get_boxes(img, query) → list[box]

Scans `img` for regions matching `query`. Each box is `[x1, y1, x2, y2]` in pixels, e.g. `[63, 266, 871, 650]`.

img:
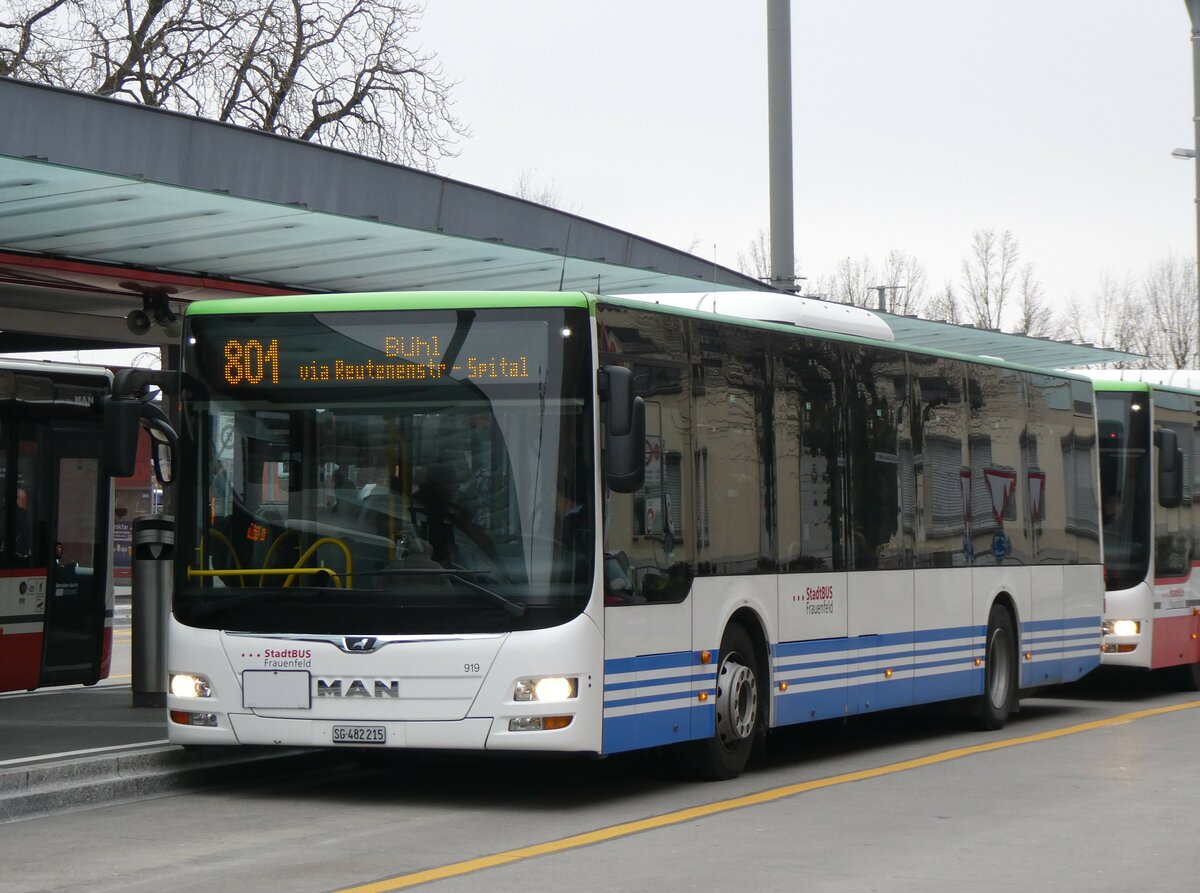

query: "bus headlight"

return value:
[1102, 620, 1140, 637]
[513, 676, 578, 702]
[170, 673, 213, 698]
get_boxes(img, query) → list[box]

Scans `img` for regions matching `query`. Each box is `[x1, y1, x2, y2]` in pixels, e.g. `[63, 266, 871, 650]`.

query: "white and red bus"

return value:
[109, 291, 1105, 778]
[1081, 370, 1200, 687]
[0, 358, 116, 691]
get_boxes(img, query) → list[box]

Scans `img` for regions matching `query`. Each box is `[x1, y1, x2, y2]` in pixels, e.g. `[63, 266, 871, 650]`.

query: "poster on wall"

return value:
[112, 516, 132, 579]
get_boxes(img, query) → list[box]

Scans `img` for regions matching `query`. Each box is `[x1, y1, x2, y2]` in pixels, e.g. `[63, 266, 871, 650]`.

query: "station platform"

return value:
[0, 590, 319, 823]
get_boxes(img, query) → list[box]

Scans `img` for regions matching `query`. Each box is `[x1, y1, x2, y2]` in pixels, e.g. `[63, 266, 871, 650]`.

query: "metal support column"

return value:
[131, 514, 174, 708]
[767, 0, 796, 291]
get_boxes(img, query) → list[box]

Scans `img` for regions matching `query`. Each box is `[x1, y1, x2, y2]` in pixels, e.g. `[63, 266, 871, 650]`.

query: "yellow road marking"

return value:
[335, 699, 1200, 892]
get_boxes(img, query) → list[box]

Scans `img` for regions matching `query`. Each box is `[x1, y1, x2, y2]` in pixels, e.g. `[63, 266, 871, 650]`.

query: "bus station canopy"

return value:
[0, 77, 1140, 369]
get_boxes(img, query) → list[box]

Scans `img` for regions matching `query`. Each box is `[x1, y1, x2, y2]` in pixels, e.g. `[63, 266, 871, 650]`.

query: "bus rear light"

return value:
[170, 710, 218, 727]
[508, 715, 573, 732]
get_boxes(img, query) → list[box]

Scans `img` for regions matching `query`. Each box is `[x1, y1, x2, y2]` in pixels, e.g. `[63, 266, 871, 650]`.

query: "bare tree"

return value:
[816, 255, 877, 307]
[878, 249, 927, 316]
[1063, 271, 1143, 362]
[1011, 263, 1059, 338]
[806, 250, 928, 314]
[736, 229, 771, 283]
[924, 282, 962, 325]
[0, 0, 75, 81]
[1141, 254, 1197, 367]
[0, 0, 464, 168]
[961, 228, 1019, 330]
[513, 169, 581, 213]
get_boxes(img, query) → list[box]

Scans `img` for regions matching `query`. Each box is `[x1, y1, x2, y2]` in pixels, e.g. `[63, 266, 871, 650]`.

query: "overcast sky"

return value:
[419, 1, 1194, 324]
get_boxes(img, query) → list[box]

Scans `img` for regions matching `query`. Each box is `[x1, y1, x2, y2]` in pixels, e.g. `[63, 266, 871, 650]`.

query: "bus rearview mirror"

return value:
[1155, 427, 1183, 509]
[102, 396, 143, 478]
[600, 365, 645, 493]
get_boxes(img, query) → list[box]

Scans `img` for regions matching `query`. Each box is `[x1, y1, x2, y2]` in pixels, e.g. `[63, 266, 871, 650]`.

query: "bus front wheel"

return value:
[1177, 661, 1200, 692]
[686, 624, 760, 780]
[973, 603, 1017, 730]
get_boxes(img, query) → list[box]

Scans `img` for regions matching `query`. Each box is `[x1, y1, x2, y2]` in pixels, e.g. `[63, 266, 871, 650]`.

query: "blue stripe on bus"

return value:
[601, 616, 1102, 754]
[604, 673, 701, 693]
[603, 703, 715, 754]
[1022, 616, 1101, 632]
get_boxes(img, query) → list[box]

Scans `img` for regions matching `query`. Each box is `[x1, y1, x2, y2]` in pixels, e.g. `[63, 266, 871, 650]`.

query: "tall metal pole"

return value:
[767, 0, 795, 291]
[1189, 0, 1200, 364]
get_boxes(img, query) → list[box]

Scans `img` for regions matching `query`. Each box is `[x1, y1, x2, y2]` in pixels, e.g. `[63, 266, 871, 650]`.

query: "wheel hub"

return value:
[715, 658, 757, 745]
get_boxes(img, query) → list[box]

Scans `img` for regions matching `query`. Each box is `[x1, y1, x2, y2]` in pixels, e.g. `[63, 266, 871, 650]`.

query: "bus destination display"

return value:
[217, 326, 545, 389]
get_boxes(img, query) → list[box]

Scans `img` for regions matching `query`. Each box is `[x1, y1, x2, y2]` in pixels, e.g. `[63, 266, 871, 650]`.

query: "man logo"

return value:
[343, 636, 378, 653]
[316, 677, 400, 698]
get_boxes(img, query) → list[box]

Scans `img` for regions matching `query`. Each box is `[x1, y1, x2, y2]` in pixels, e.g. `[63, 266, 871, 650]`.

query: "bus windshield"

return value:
[1096, 391, 1152, 591]
[177, 305, 595, 635]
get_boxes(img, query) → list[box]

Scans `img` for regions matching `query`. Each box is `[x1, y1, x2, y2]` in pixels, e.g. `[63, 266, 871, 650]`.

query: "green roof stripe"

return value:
[186, 291, 595, 316]
[1090, 380, 1152, 393]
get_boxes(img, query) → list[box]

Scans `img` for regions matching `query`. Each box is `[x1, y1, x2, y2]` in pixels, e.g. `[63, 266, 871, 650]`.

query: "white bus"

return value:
[1080, 370, 1200, 688]
[108, 291, 1104, 778]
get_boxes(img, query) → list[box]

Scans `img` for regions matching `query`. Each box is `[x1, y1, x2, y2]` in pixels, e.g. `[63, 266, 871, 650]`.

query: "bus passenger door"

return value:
[41, 428, 109, 687]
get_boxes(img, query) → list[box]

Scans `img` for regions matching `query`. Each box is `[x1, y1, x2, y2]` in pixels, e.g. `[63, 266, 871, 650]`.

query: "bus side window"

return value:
[599, 306, 693, 604]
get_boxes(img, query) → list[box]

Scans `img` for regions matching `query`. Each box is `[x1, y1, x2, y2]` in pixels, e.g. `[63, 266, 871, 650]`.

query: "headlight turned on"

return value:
[1103, 620, 1141, 637]
[169, 673, 213, 698]
[513, 676, 578, 702]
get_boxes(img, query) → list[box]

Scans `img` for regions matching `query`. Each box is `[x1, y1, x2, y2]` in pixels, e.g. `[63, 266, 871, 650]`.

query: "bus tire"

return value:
[972, 603, 1017, 731]
[1178, 661, 1200, 692]
[686, 623, 760, 780]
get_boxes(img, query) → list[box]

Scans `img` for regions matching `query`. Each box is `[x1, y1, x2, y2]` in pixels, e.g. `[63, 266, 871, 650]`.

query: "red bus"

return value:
[0, 358, 116, 691]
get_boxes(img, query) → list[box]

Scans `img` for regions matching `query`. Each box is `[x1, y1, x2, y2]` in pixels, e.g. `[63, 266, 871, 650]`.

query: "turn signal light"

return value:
[170, 710, 218, 727]
[508, 715, 573, 732]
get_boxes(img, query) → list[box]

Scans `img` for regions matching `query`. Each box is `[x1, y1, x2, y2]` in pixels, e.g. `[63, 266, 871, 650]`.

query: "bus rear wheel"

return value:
[686, 624, 760, 780]
[972, 603, 1017, 731]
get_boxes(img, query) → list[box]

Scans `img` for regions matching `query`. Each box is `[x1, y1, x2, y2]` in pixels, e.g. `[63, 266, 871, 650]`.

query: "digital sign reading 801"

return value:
[224, 339, 280, 385]
[220, 335, 535, 388]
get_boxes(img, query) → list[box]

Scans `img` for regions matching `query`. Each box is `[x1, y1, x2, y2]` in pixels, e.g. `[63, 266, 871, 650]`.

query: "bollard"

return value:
[131, 514, 174, 708]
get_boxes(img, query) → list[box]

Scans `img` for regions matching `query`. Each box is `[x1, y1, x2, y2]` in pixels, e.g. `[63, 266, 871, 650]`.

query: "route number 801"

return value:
[224, 339, 280, 386]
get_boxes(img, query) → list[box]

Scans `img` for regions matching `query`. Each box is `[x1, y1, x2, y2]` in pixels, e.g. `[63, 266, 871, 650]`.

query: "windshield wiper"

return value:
[187, 587, 338, 617]
[368, 567, 527, 617]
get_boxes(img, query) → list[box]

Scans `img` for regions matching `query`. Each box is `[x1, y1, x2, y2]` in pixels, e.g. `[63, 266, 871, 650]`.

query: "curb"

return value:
[0, 745, 327, 823]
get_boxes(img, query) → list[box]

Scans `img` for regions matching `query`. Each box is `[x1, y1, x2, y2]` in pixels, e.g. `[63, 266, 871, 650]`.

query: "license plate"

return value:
[332, 725, 386, 744]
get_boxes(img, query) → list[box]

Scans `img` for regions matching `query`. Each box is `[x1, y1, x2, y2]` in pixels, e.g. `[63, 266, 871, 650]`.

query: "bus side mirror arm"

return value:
[599, 365, 645, 494]
[1154, 427, 1183, 509]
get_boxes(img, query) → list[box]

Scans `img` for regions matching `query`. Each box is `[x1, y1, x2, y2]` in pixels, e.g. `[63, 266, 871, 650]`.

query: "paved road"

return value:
[1, 670, 1196, 893]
